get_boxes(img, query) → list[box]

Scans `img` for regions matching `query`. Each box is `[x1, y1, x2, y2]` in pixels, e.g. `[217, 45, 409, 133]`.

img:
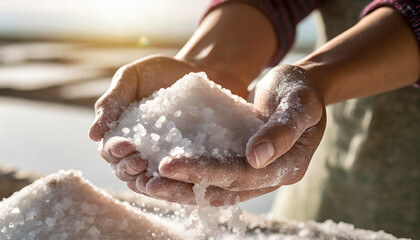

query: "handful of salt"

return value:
[107, 72, 264, 175]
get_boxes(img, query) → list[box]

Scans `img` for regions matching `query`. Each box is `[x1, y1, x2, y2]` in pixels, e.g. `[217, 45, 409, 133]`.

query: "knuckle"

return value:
[225, 180, 240, 191]
[94, 98, 105, 111]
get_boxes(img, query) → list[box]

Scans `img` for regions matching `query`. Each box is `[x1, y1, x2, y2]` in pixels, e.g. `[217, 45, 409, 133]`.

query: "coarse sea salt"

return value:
[0, 170, 403, 240]
[106, 72, 264, 175]
[0, 170, 178, 240]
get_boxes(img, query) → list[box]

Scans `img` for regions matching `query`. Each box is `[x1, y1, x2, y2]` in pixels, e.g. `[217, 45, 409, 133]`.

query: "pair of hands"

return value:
[89, 55, 326, 206]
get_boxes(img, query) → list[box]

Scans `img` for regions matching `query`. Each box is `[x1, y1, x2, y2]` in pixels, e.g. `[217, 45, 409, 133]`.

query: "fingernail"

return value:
[125, 166, 138, 175]
[154, 191, 171, 199]
[135, 178, 147, 192]
[110, 138, 135, 158]
[253, 141, 275, 168]
[171, 172, 189, 181]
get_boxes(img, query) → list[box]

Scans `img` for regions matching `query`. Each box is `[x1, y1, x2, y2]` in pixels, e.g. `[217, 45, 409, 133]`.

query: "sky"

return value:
[0, 0, 317, 48]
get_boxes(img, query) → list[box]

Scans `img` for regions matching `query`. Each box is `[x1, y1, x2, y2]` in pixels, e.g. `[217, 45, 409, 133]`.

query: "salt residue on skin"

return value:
[107, 72, 264, 176]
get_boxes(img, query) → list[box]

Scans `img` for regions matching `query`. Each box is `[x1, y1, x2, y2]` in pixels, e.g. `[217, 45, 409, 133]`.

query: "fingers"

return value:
[89, 98, 121, 142]
[89, 65, 139, 142]
[124, 153, 148, 173]
[126, 180, 142, 194]
[247, 67, 324, 169]
[246, 113, 326, 187]
[246, 94, 319, 169]
[135, 175, 278, 206]
[99, 136, 148, 182]
[158, 156, 248, 190]
[112, 162, 137, 181]
[99, 136, 135, 163]
[111, 153, 148, 181]
[159, 110, 325, 191]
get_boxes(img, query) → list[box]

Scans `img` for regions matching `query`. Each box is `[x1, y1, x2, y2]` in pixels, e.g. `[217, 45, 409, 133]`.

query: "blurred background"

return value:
[0, 0, 318, 214]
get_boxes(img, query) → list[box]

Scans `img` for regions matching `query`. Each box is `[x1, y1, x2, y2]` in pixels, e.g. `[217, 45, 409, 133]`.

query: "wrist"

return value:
[176, 49, 252, 83]
[174, 52, 251, 98]
[175, 1, 276, 92]
[295, 58, 334, 105]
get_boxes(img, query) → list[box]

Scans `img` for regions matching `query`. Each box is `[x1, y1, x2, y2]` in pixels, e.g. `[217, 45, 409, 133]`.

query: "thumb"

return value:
[89, 98, 121, 142]
[89, 65, 138, 141]
[246, 91, 323, 169]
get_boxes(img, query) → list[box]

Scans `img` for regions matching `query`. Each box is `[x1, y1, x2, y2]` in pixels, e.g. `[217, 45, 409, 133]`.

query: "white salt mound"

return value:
[0, 170, 403, 240]
[107, 72, 264, 174]
[0, 170, 177, 240]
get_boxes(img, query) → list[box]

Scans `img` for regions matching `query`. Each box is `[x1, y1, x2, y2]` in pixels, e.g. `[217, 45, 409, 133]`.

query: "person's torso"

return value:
[272, 0, 420, 238]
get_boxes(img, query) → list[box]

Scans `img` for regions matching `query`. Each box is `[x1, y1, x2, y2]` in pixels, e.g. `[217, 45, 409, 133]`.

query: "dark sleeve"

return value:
[202, 0, 318, 67]
[361, 0, 420, 87]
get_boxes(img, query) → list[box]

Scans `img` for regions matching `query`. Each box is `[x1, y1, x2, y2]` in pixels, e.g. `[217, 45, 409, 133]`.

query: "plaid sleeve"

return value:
[202, 0, 318, 67]
[362, 0, 420, 87]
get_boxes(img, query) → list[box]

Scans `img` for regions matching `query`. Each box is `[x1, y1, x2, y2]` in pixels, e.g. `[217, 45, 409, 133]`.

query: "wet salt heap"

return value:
[107, 72, 264, 175]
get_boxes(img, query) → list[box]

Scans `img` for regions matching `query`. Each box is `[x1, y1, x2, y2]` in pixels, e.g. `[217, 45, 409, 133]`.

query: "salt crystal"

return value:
[121, 127, 130, 135]
[155, 116, 166, 129]
[170, 147, 184, 157]
[45, 217, 56, 227]
[58, 232, 68, 240]
[133, 135, 141, 145]
[173, 110, 182, 117]
[165, 128, 181, 144]
[166, 121, 176, 130]
[133, 123, 146, 137]
[151, 145, 160, 152]
[178, 138, 191, 148]
[151, 133, 160, 142]
[88, 227, 100, 237]
[10, 208, 20, 214]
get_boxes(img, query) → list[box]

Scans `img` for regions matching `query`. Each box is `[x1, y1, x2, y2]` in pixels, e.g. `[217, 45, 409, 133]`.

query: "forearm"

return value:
[296, 7, 420, 105]
[176, 2, 276, 87]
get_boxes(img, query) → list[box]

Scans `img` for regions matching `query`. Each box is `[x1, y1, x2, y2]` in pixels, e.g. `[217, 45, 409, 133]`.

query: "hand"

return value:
[138, 65, 326, 206]
[88, 55, 248, 187]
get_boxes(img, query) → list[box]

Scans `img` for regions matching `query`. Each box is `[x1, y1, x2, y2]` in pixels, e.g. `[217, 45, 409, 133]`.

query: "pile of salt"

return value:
[107, 72, 264, 175]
